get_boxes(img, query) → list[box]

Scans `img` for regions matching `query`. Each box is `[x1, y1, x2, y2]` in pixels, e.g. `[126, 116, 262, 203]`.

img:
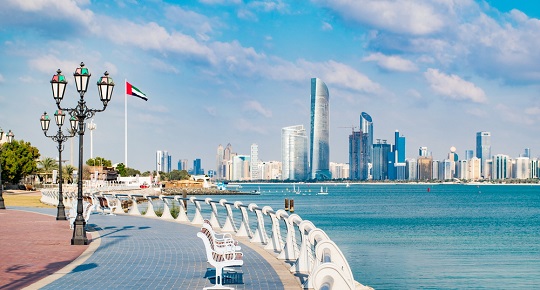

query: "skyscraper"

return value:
[282, 125, 308, 181]
[250, 143, 260, 180]
[193, 158, 202, 175]
[156, 150, 170, 173]
[349, 130, 362, 180]
[394, 130, 406, 163]
[476, 131, 491, 177]
[310, 78, 331, 180]
[359, 112, 373, 180]
[216, 144, 224, 179]
[372, 139, 391, 180]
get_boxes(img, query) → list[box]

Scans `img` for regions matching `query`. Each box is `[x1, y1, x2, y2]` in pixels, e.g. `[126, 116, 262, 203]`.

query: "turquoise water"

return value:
[207, 183, 540, 289]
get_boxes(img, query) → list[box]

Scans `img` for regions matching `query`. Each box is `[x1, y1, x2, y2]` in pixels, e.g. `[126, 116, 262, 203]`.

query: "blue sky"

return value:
[1, 0, 540, 172]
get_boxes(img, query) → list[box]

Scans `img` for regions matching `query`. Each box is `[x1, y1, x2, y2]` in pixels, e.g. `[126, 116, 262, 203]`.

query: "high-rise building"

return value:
[514, 157, 530, 179]
[406, 158, 417, 181]
[476, 131, 491, 177]
[282, 125, 308, 181]
[419, 146, 429, 157]
[439, 159, 453, 180]
[523, 148, 531, 158]
[394, 130, 406, 163]
[310, 78, 331, 180]
[432, 160, 440, 180]
[177, 159, 188, 171]
[250, 144, 260, 180]
[349, 130, 362, 180]
[156, 150, 170, 173]
[359, 112, 373, 180]
[216, 144, 224, 179]
[232, 155, 250, 181]
[465, 150, 474, 160]
[492, 154, 510, 180]
[193, 158, 202, 175]
[417, 156, 433, 180]
[372, 139, 391, 180]
[260, 161, 282, 180]
[330, 162, 349, 179]
[468, 157, 482, 180]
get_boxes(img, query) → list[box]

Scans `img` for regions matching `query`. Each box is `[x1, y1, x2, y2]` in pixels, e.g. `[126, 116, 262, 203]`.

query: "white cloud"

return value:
[322, 22, 333, 31]
[0, 74, 4, 83]
[363, 52, 418, 72]
[199, 0, 242, 4]
[4, 0, 94, 27]
[312, 0, 453, 36]
[424, 68, 487, 103]
[235, 118, 268, 134]
[243, 100, 272, 118]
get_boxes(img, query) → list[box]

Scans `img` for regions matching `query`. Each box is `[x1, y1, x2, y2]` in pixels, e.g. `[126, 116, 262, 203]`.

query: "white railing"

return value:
[40, 189, 373, 290]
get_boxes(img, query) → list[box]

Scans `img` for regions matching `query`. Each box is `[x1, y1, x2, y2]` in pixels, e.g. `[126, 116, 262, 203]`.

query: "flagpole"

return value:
[125, 79, 128, 167]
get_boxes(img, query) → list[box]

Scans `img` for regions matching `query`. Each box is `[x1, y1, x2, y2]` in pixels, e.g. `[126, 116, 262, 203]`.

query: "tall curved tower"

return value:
[310, 78, 331, 180]
[360, 112, 373, 180]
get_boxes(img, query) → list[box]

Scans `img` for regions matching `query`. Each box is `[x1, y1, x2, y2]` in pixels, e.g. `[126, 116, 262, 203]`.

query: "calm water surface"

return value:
[208, 183, 540, 289]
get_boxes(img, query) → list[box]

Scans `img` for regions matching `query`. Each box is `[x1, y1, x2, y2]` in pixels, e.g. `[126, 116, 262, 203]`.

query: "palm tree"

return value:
[38, 157, 58, 183]
[63, 164, 76, 184]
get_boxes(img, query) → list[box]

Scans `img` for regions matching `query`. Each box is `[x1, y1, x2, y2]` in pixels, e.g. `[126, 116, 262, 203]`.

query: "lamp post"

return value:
[88, 119, 96, 159]
[0, 129, 15, 210]
[50, 62, 114, 245]
[40, 111, 78, 220]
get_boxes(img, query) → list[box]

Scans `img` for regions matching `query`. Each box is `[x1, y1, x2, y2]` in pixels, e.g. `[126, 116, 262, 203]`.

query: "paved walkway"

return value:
[1, 207, 300, 290]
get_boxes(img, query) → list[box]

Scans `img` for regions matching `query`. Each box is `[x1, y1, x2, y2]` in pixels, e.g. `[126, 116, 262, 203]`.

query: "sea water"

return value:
[206, 183, 540, 289]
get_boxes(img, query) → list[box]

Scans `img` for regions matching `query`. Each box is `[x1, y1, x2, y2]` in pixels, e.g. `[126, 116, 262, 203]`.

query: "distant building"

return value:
[406, 158, 417, 181]
[260, 161, 282, 180]
[281, 125, 308, 181]
[417, 156, 433, 181]
[232, 155, 250, 181]
[439, 159, 453, 180]
[419, 146, 429, 157]
[310, 78, 331, 180]
[389, 130, 406, 180]
[372, 139, 391, 180]
[476, 131, 491, 177]
[465, 150, 474, 160]
[193, 158, 203, 175]
[468, 157, 482, 180]
[156, 150, 171, 173]
[492, 154, 510, 180]
[514, 157, 530, 179]
[330, 162, 349, 179]
[216, 144, 224, 179]
[349, 130, 362, 180]
[177, 159, 188, 171]
[360, 112, 373, 180]
[432, 160, 439, 180]
[250, 144, 260, 180]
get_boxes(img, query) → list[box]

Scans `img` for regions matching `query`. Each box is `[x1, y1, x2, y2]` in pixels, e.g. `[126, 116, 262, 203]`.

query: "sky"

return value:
[1, 0, 540, 172]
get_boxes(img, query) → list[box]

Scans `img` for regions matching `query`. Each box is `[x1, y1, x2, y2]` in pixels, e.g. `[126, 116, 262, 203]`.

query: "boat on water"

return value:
[345, 182, 350, 187]
[317, 186, 328, 195]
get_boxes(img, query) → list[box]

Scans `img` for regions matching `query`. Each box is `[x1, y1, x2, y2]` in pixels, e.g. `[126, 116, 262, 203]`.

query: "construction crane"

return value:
[338, 126, 360, 134]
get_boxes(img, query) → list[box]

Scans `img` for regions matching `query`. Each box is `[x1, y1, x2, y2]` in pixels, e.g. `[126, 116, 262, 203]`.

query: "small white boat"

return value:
[317, 186, 328, 195]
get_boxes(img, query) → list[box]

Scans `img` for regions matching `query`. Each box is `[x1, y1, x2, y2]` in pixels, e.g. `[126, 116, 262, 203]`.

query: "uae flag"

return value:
[126, 81, 148, 101]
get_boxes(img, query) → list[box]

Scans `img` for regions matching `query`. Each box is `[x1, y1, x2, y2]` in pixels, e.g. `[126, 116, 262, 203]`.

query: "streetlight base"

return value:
[56, 203, 67, 220]
[71, 220, 88, 245]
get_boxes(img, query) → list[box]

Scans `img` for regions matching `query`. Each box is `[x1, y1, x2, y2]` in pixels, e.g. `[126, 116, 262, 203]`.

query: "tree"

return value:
[38, 157, 58, 183]
[170, 169, 190, 180]
[1, 140, 40, 184]
[86, 156, 112, 167]
[63, 164, 76, 183]
[116, 163, 126, 176]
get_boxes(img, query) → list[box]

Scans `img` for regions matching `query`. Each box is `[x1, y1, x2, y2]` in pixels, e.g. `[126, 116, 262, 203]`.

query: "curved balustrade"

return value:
[39, 189, 372, 290]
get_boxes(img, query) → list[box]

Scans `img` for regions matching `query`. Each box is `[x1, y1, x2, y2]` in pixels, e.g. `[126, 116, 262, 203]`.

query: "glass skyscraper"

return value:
[349, 130, 362, 180]
[282, 125, 308, 181]
[476, 131, 491, 177]
[360, 112, 373, 180]
[310, 78, 331, 180]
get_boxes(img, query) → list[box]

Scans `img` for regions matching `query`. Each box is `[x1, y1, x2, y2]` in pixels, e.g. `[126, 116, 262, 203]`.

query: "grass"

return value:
[2, 192, 54, 208]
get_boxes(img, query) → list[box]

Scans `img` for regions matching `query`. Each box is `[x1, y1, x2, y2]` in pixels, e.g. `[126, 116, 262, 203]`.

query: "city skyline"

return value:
[2, 1, 540, 171]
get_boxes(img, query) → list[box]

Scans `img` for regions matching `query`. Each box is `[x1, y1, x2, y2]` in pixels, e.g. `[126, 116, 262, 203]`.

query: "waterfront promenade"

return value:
[0, 203, 300, 289]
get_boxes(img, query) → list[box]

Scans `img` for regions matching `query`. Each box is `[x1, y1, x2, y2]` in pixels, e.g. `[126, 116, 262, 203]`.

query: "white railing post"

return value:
[173, 196, 190, 223]
[190, 197, 204, 225]
[249, 203, 268, 244]
[145, 196, 158, 217]
[160, 196, 175, 220]
[220, 199, 238, 233]
[276, 210, 299, 261]
[206, 198, 222, 230]
[235, 202, 252, 238]
[262, 206, 284, 252]
[127, 194, 142, 215]
[291, 219, 316, 274]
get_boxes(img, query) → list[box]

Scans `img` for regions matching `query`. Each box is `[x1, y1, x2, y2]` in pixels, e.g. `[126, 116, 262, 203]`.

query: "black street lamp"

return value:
[40, 110, 78, 220]
[50, 62, 114, 245]
[0, 129, 15, 210]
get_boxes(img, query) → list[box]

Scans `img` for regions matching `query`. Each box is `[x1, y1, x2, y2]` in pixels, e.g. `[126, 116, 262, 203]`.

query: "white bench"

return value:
[197, 223, 243, 290]
[95, 194, 120, 215]
[202, 220, 241, 253]
[67, 199, 95, 229]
